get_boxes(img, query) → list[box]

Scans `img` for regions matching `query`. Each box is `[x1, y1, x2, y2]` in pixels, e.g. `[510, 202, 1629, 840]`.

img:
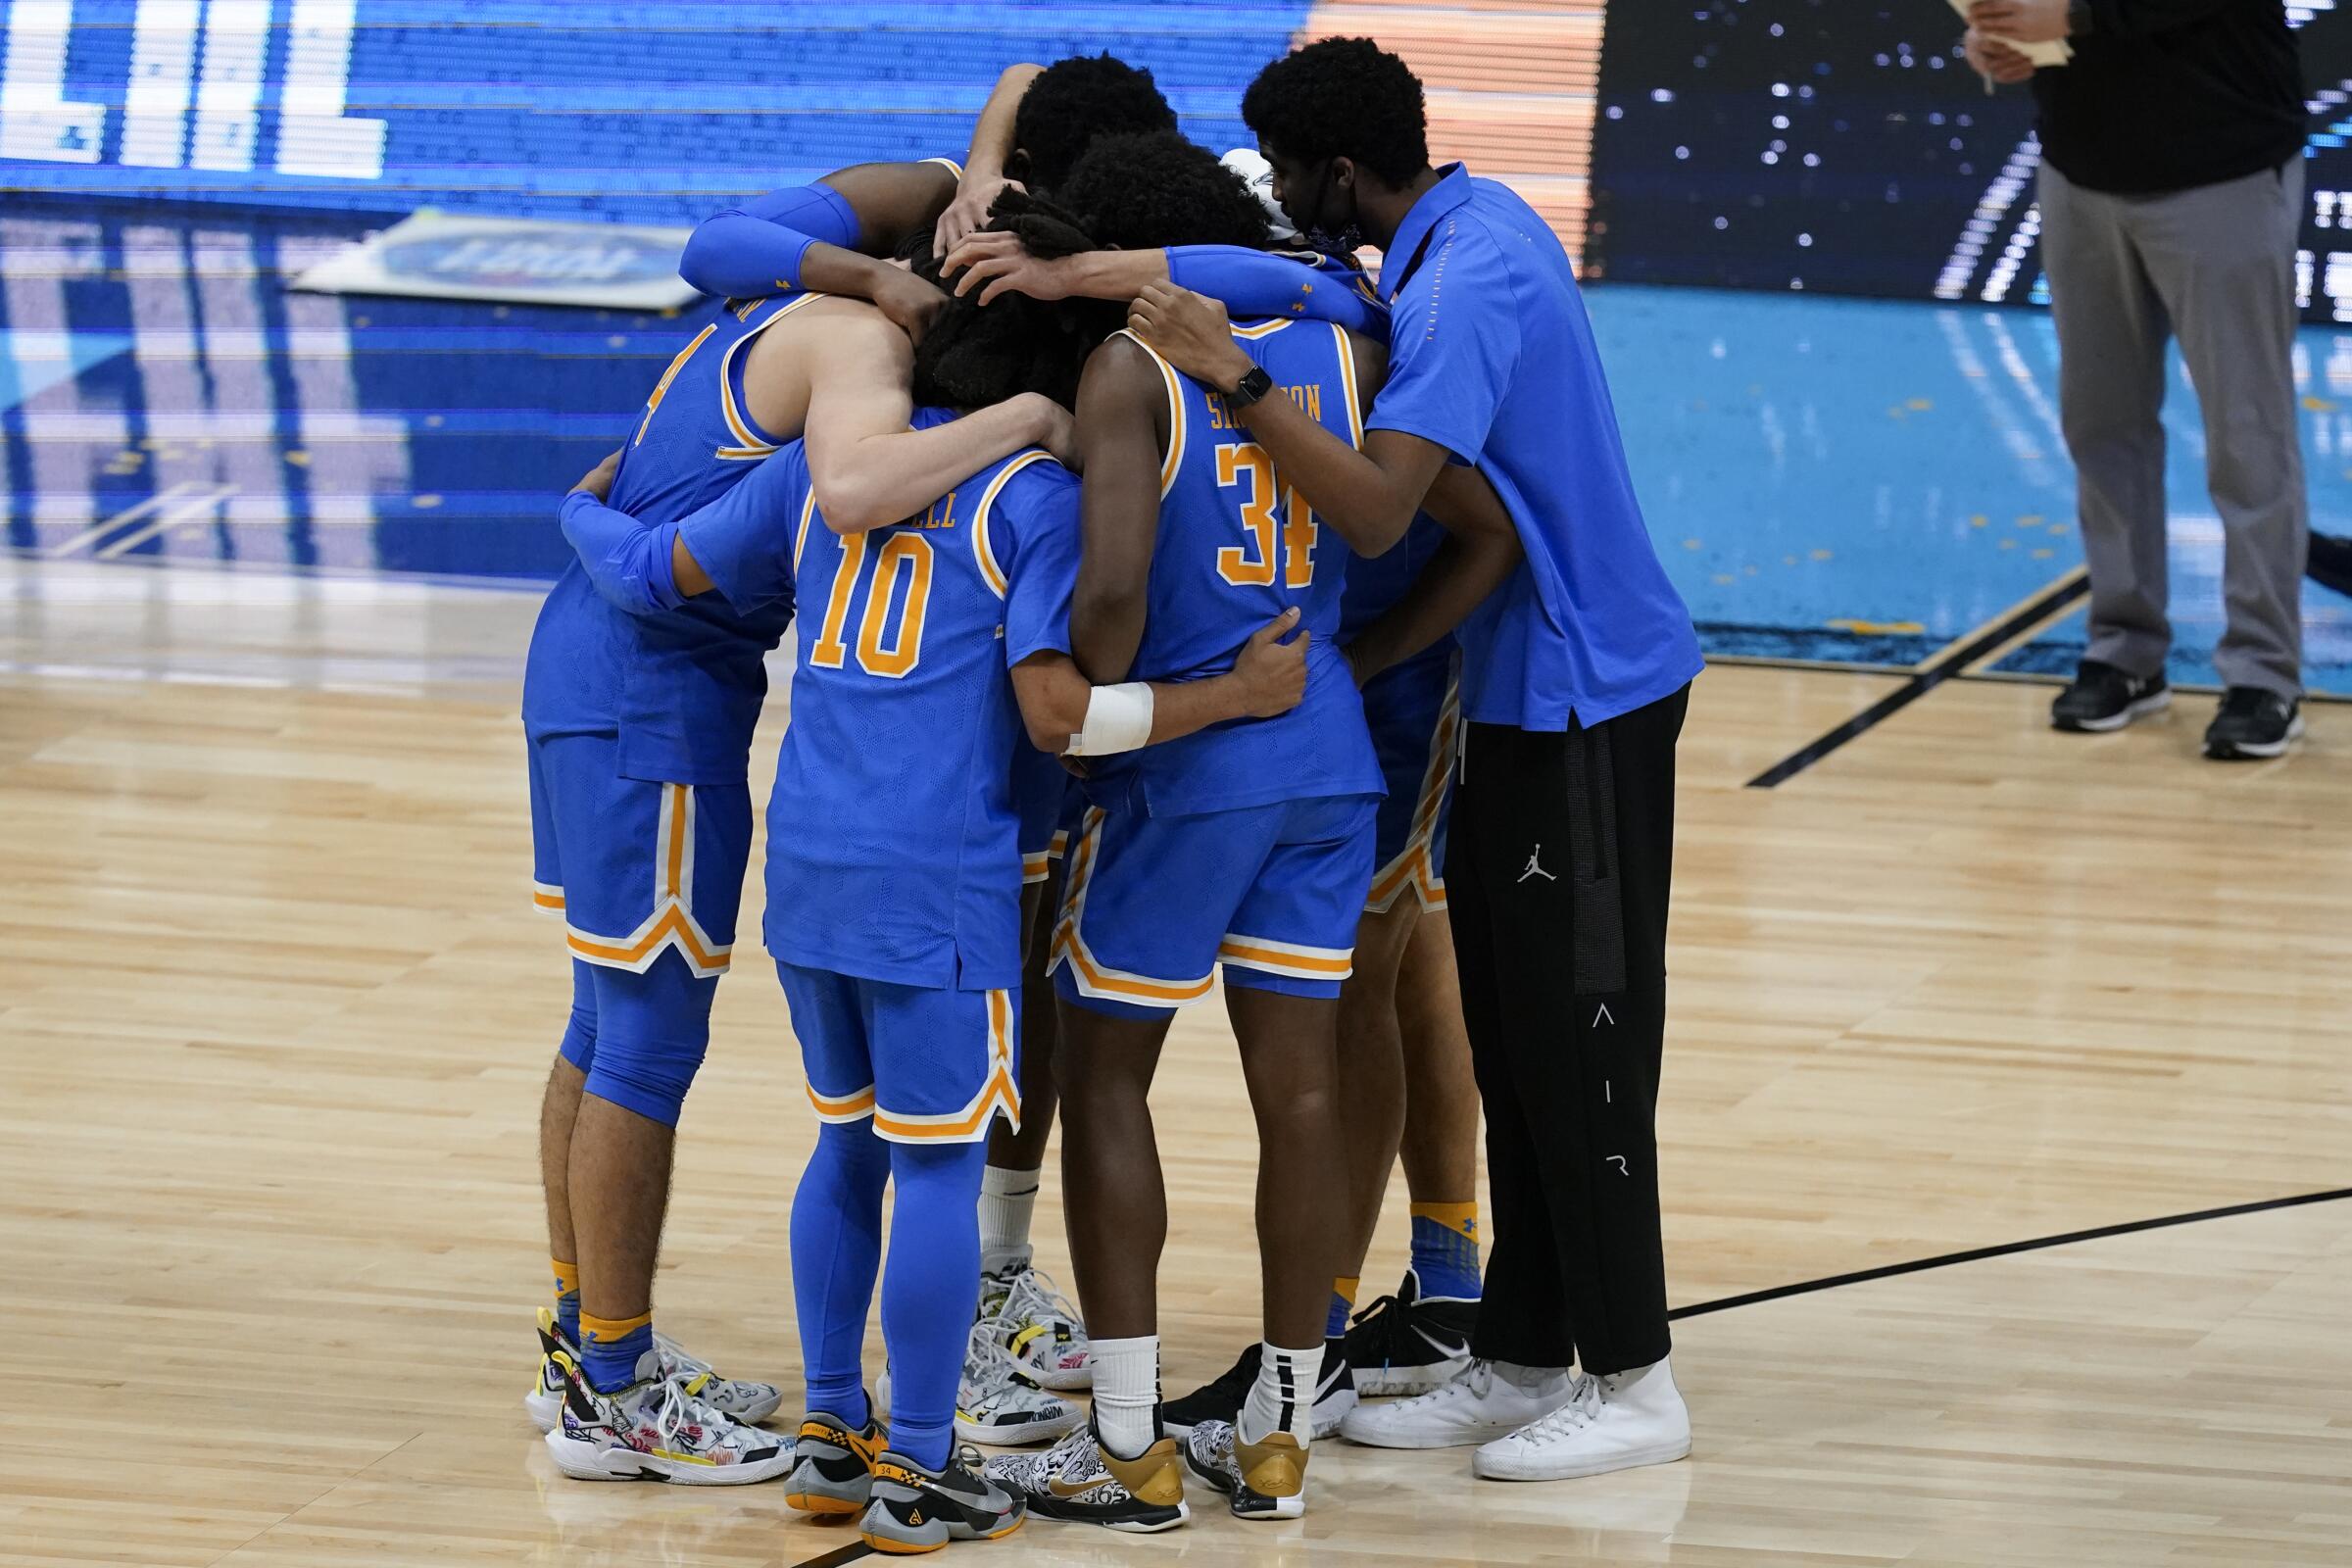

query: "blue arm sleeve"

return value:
[559, 490, 685, 616]
[1165, 247, 1389, 336]
[677, 183, 860, 297]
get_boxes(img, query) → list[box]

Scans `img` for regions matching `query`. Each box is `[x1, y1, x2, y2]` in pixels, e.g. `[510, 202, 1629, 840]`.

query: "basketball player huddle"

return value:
[519, 38, 1704, 1555]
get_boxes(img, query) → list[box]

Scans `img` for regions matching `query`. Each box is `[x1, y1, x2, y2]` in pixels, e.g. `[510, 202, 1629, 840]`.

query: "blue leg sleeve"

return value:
[580, 950, 714, 1128]
[879, 1139, 989, 1470]
[558, 958, 598, 1074]
[792, 1120, 892, 1427]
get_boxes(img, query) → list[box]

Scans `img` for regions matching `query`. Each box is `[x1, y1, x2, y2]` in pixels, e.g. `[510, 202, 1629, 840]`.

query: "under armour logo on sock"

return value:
[1519, 845, 1557, 883]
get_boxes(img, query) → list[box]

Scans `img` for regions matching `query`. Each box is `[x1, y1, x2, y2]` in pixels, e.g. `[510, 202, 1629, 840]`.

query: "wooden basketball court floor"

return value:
[2, 559, 2347, 1567]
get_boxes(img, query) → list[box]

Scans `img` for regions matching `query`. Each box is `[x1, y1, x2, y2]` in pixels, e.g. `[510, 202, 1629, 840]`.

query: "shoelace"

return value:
[1512, 1374, 1602, 1443]
[963, 1316, 1060, 1410]
[1346, 1293, 1409, 1363]
[654, 1333, 763, 1401]
[1002, 1266, 1083, 1338]
[645, 1374, 734, 1452]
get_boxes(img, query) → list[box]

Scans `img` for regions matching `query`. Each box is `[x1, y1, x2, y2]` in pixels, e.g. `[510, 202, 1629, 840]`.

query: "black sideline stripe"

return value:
[1668, 1185, 2352, 1320]
[1744, 572, 2090, 788]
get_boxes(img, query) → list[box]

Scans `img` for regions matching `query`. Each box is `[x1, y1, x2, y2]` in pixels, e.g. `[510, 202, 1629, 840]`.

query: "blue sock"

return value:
[1325, 1277, 1359, 1340]
[791, 1121, 891, 1430]
[580, 1311, 655, 1393]
[880, 1139, 989, 1472]
[1409, 1202, 1483, 1300]
[552, 1258, 582, 1345]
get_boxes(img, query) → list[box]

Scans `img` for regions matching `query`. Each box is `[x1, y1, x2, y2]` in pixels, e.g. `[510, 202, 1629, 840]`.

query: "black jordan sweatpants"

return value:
[1443, 683, 1689, 1377]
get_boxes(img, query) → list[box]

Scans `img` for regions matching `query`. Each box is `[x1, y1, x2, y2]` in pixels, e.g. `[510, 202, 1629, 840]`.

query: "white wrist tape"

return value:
[1069, 682, 1154, 757]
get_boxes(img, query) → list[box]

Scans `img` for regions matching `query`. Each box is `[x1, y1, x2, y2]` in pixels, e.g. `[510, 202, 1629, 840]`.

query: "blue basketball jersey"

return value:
[521, 289, 824, 785]
[1092, 320, 1383, 817]
[675, 410, 1083, 993]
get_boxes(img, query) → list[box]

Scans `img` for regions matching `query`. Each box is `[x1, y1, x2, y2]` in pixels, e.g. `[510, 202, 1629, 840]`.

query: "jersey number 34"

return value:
[1214, 442, 1318, 590]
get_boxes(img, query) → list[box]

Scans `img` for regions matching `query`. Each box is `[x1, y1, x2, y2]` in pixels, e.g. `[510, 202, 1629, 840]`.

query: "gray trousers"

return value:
[2039, 159, 2309, 699]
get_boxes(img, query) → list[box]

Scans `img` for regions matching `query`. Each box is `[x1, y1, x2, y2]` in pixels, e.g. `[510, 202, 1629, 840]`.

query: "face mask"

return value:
[1301, 160, 1363, 256]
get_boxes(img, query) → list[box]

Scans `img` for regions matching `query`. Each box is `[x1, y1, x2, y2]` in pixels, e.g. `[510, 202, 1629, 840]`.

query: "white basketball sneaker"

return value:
[1473, 1357, 1691, 1481]
[982, 1260, 1093, 1390]
[542, 1348, 796, 1485]
[876, 1317, 1084, 1446]
[1336, 1357, 1575, 1449]
[525, 1308, 781, 1432]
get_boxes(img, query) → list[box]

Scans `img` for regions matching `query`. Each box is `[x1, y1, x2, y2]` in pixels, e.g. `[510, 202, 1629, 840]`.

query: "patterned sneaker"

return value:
[1342, 1271, 1479, 1396]
[983, 1416, 1189, 1533]
[1180, 1419, 1308, 1521]
[525, 1308, 782, 1433]
[859, 1446, 1026, 1554]
[541, 1348, 794, 1485]
[953, 1317, 1085, 1446]
[981, 1262, 1092, 1390]
[786, 1404, 888, 1516]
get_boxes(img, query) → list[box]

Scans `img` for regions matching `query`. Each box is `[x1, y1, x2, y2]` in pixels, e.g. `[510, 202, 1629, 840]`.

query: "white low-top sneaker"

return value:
[1472, 1357, 1690, 1481]
[1336, 1357, 1575, 1449]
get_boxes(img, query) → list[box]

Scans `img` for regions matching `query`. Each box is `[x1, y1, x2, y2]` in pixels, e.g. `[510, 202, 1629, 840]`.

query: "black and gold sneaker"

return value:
[982, 1415, 1189, 1533]
[1180, 1418, 1308, 1521]
[785, 1404, 885, 1516]
[858, 1446, 1024, 1555]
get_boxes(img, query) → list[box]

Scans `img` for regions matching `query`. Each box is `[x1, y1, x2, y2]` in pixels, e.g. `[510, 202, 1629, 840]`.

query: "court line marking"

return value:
[42, 481, 208, 558]
[1669, 1185, 2352, 1321]
[1743, 566, 2091, 789]
[93, 484, 237, 560]
[788, 1541, 877, 1568]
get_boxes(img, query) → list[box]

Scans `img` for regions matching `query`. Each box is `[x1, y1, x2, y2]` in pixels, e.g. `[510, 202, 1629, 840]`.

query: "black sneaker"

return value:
[2309, 530, 2352, 599]
[1162, 1344, 1257, 1438]
[1342, 1270, 1479, 1397]
[859, 1446, 1025, 1553]
[2051, 660, 2170, 733]
[2203, 687, 2304, 760]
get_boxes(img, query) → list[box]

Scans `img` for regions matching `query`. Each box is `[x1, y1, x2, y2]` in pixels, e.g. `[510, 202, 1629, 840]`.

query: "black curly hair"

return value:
[1054, 130, 1272, 252]
[1242, 37, 1429, 187]
[907, 137, 1278, 413]
[1010, 53, 1178, 195]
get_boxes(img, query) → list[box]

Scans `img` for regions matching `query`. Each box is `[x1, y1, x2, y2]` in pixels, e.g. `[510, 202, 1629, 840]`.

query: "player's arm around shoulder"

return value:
[1069, 335, 1170, 684]
[1012, 610, 1309, 758]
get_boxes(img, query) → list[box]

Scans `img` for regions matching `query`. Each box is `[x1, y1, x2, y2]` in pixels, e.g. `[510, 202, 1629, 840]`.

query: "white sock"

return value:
[1089, 1335, 1160, 1460]
[1239, 1341, 1322, 1447]
[978, 1164, 1039, 1278]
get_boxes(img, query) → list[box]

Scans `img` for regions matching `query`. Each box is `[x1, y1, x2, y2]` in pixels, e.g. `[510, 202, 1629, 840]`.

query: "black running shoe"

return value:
[1343, 1270, 1479, 1397]
[859, 1446, 1024, 1554]
[2203, 687, 2304, 760]
[2309, 530, 2352, 599]
[981, 1415, 1190, 1534]
[1163, 1344, 1257, 1437]
[2051, 660, 2170, 733]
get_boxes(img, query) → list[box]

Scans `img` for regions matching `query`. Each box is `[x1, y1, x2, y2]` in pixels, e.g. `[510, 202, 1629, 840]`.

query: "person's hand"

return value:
[871, 266, 949, 346]
[943, 230, 1076, 305]
[1232, 607, 1308, 718]
[934, 173, 1021, 258]
[573, 449, 620, 502]
[1969, 0, 2068, 46]
[1129, 283, 1255, 394]
[1964, 25, 2039, 82]
[1012, 392, 1080, 471]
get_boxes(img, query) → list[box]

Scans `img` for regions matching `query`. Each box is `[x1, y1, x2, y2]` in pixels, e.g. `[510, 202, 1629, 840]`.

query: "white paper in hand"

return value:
[1946, 0, 2073, 68]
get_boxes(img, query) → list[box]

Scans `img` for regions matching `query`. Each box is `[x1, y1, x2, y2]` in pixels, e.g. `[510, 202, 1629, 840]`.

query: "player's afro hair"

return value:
[1242, 37, 1429, 187]
[1054, 130, 1273, 253]
[909, 147, 1275, 413]
[1011, 53, 1179, 194]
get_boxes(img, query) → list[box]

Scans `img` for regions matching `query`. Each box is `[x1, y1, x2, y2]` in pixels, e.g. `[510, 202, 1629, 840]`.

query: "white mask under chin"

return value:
[1221, 148, 1299, 244]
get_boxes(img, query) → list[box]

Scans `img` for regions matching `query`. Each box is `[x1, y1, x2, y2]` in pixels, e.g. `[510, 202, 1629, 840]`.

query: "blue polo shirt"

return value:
[1366, 164, 1702, 730]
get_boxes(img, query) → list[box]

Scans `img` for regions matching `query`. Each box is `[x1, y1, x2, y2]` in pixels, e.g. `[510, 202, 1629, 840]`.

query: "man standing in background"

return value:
[1967, 0, 2311, 759]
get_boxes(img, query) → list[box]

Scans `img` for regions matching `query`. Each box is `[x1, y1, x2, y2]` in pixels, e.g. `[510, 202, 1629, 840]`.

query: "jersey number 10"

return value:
[1214, 442, 1318, 590]
[808, 532, 933, 678]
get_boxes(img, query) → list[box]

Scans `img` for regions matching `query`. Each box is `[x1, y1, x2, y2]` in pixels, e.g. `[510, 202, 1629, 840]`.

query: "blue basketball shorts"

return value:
[526, 731, 749, 978]
[1361, 649, 1460, 915]
[1012, 743, 1074, 888]
[777, 962, 1021, 1145]
[1051, 792, 1379, 1018]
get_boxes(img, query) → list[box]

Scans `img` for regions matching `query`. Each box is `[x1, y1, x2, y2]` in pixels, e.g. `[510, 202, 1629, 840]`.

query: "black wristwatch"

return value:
[1226, 364, 1275, 409]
